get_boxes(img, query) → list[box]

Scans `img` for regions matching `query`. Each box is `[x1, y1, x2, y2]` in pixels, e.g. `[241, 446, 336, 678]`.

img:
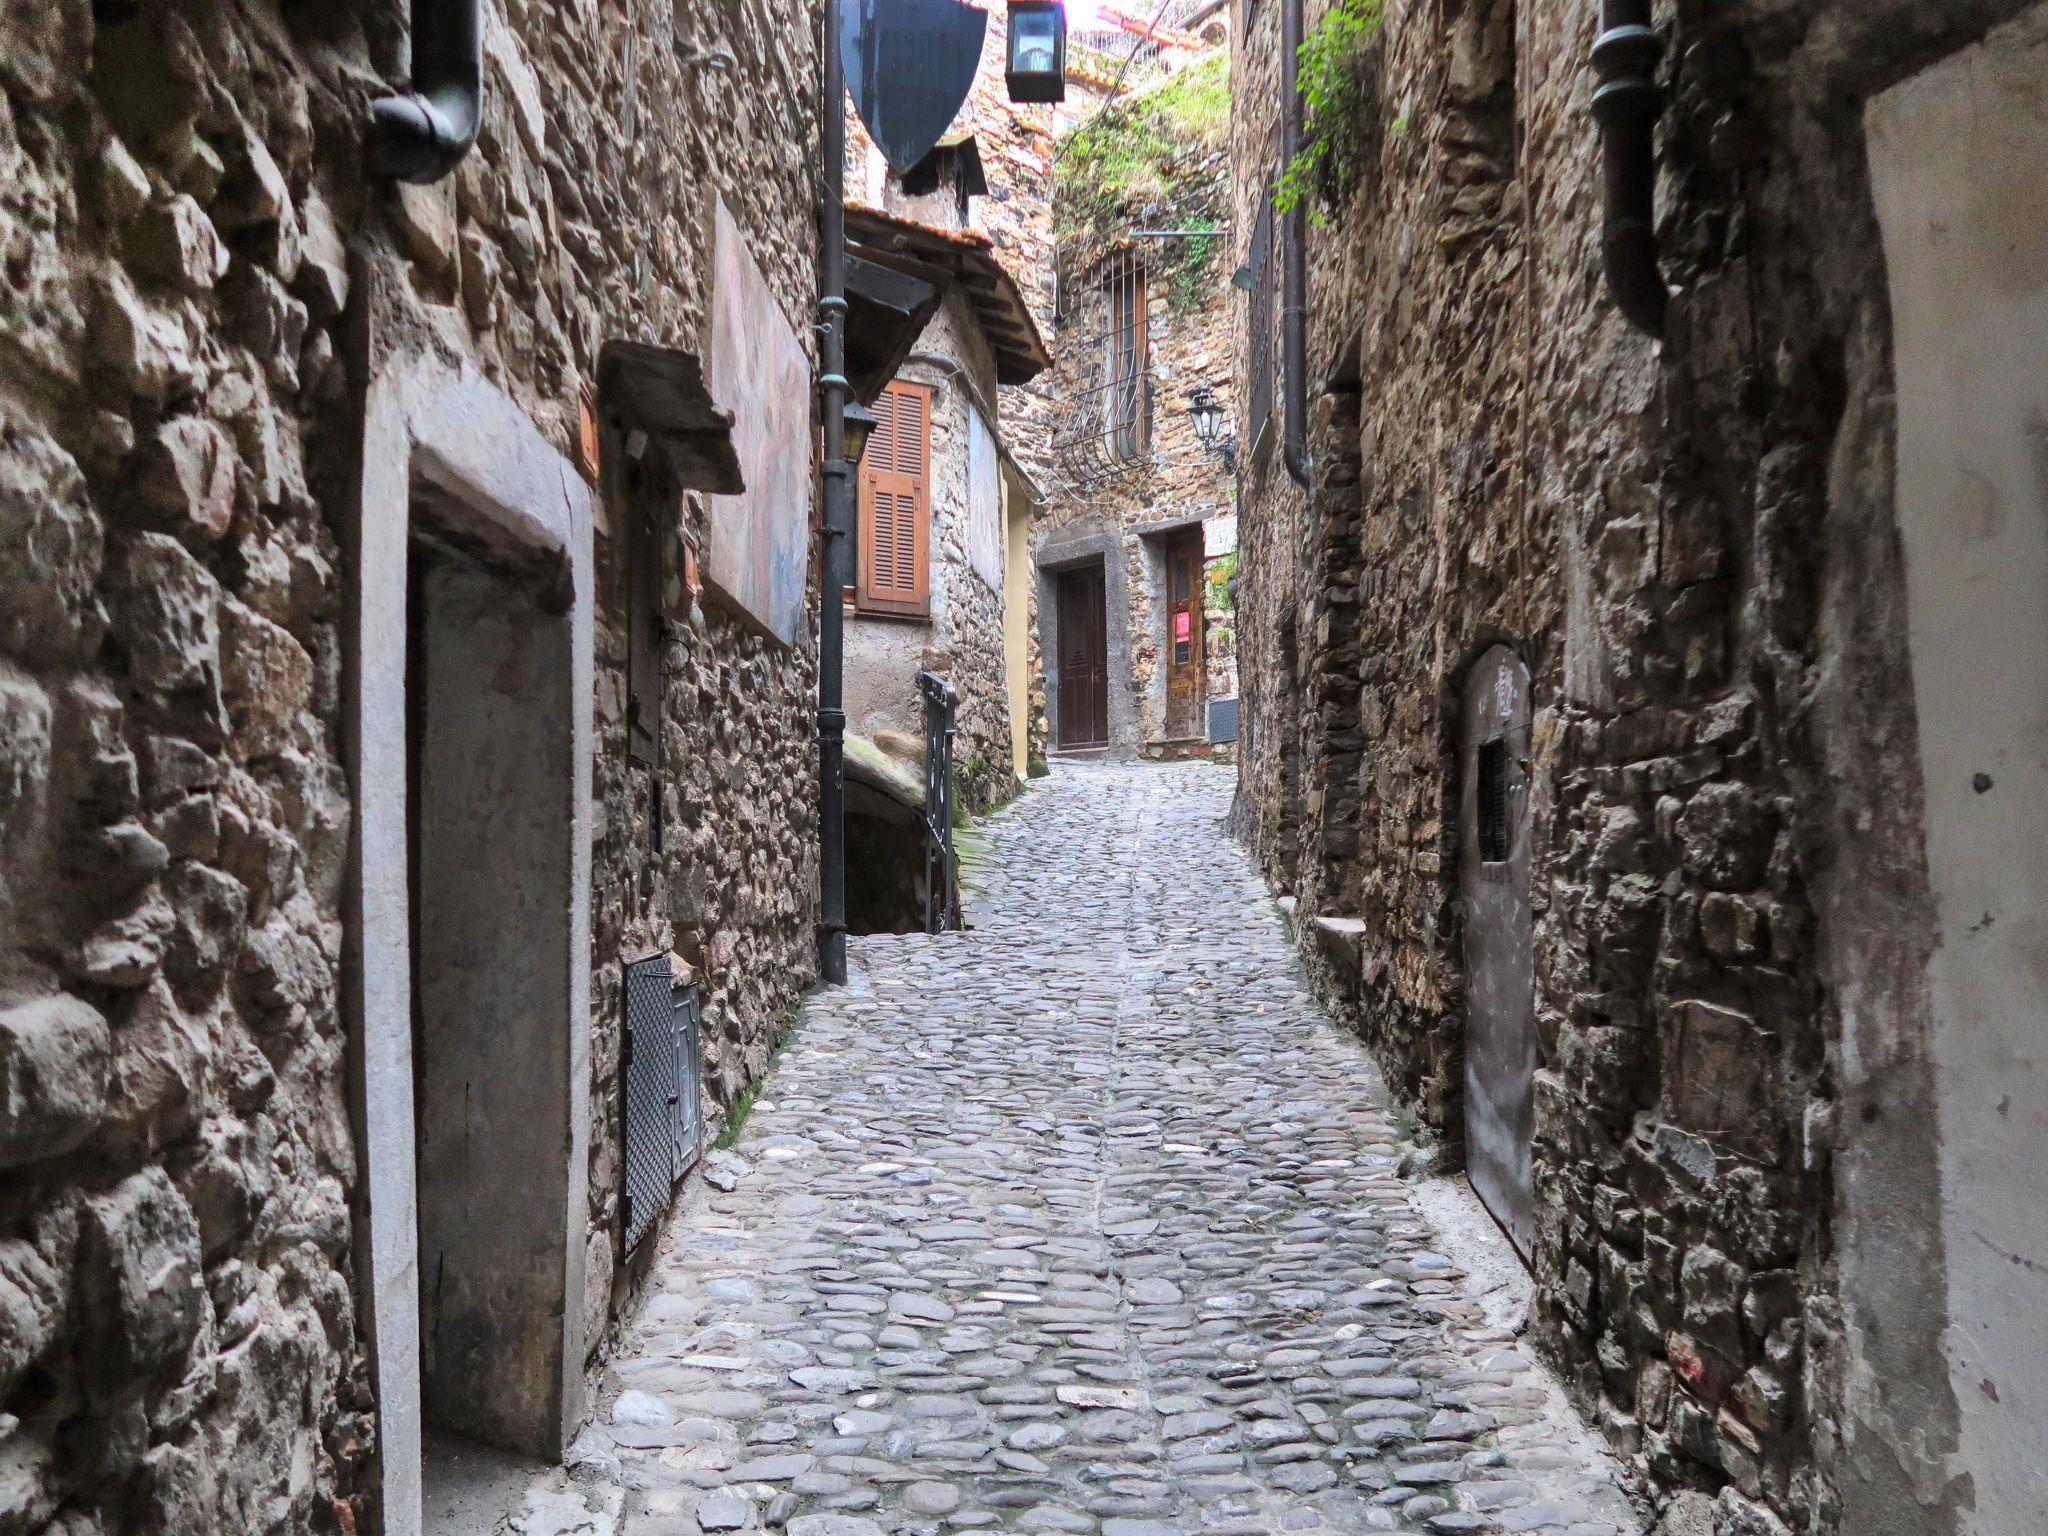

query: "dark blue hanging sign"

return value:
[840, 0, 989, 173]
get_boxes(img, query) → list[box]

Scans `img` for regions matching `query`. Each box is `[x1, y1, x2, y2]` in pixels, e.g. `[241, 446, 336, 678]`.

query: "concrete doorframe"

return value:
[344, 350, 595, 1536]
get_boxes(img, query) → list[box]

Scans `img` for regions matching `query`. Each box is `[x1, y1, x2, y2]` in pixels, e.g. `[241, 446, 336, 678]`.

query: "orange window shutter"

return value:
[856, 382, 932, 612]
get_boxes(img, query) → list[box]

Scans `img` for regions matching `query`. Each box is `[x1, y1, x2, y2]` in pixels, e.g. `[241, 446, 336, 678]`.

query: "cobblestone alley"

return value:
[553, 763, 1641, 1536]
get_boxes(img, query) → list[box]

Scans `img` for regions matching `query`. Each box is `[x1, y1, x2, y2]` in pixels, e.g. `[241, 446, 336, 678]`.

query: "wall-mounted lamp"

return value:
[1188, 385, 1236, 474]
[842, 399, 880, 468]
[1006, 0, 1067, 103]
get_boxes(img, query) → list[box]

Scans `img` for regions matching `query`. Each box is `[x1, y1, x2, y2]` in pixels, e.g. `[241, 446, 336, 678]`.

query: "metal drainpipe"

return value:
[1280, 0, 1312, 489]
[818, 0, 853, 986]
[370, 0, 483, 182]
[1590, 0, 1667, 334]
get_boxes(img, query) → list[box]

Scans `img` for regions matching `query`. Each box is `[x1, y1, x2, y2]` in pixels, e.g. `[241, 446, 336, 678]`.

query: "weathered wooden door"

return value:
[1055, 565, 1109, 748]
[1164, 530, 1207, 739]
[1460, 645, 1536, 1257]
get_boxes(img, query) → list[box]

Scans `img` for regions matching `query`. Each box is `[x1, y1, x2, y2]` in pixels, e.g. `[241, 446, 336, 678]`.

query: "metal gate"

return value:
[918, 669, 960, 933]
[1459, 646, 1537, 1258]
[621, 953, 703, 1254]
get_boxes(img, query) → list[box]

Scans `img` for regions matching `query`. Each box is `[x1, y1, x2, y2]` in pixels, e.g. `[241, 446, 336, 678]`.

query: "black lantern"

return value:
[842, 399, 880, 467]
[1187, 385, 1236, 473]
[1006, 0, 1067, 103]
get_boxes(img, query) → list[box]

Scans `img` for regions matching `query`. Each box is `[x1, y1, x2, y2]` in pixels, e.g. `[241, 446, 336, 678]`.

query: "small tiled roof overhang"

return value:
[845, 203, 1053, 386]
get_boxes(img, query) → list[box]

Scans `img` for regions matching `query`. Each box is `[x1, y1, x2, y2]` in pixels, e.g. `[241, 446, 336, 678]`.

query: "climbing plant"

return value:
[1055, 54, 1230, 312]
[1274, 0, 1386, 222]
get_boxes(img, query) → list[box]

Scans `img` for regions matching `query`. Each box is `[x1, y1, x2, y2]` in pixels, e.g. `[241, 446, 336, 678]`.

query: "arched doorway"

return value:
[1459, 645, 1536, 1257]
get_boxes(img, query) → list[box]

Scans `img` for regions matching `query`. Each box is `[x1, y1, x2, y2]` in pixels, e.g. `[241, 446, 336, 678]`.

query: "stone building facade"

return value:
[1231, 1, 2048, 1534]
[1039, 54, 1241, 758]
[840, 10, 1056, 816]
[0, 0, 826, 1531]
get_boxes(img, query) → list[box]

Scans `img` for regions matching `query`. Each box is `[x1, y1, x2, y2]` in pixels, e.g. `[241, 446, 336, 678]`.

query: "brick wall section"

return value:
[0, 0, 822, 1526]
[1230, 1, 2043, 1532]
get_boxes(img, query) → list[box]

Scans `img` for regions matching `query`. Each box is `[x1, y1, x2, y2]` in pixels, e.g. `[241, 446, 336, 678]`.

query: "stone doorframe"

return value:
[342, 348, 595, 1536]
[1035, 523, 1138, 752]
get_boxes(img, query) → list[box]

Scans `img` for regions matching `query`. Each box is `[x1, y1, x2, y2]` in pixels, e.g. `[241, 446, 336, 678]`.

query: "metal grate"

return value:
[1207, 695, 1241, 744]
[621, 953, 702, 1254]
[1477, 738, 1510, 863]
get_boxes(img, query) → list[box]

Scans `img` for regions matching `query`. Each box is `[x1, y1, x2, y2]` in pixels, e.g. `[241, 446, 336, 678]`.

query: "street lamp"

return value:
[1187, 385, 1236, 473]
[1006, 0, 1067, 103]
[843, 399, 879, 468]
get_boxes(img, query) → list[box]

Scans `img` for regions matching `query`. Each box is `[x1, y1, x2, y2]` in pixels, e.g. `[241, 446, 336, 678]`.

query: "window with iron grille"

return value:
[1106, 262, 1150, 461]
[1477, 738, 1511, 863]
[1246, 193, 1274, 457]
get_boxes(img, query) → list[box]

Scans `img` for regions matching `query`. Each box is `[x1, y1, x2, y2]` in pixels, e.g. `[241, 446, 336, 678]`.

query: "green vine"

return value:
[1274, 0, 1385, 222]
[1055, 54, 1230, 308]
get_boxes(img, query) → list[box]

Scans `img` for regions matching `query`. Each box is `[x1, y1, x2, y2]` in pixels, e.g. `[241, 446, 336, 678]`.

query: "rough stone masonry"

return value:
[0, 0, 824, 1529]
[1229, 1, 2048, 1534]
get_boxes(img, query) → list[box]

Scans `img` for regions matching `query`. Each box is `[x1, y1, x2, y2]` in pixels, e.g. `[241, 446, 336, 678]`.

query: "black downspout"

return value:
[818, 0, 852, 986]
[1279, 0, 1312, 490]
[370, 0, 483, 182]
[1590, 0, 1666, 334]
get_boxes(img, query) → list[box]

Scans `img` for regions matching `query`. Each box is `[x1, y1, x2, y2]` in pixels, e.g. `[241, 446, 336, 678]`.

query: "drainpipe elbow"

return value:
[1590, 5, 1668, 336]
[370, 0, 483, 183]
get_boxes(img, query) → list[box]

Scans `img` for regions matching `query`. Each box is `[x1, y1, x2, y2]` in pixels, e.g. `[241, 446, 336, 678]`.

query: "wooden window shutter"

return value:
[857, 381, 932, 615]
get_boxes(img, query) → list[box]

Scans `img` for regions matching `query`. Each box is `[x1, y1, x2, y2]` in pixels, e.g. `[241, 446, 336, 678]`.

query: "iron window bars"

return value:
[1050, 244, 1154, 497]
[620, 952, 704, 1254]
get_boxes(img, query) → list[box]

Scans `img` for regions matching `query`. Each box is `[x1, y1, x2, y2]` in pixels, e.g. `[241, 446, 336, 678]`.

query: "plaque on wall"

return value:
[706, 197, 812, 646]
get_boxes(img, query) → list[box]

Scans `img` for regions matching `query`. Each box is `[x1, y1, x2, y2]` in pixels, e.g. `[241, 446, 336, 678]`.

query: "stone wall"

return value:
[1041, 58, 1238, 754]
[844, 297, 1017, 814]
[1229, 1, 2046, 1532]
[0, 0, 823, 1527]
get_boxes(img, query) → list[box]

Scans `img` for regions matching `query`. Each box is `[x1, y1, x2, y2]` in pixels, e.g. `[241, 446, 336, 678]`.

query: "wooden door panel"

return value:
[1460, 645, 1536, 1258]
[1056, 566, 1108, 748]
[1164, 532, 1206, 739]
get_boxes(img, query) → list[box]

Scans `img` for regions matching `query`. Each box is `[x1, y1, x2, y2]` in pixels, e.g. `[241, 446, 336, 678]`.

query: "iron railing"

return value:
[918, 669, 961, 934]
[621, 953, 703, 1254]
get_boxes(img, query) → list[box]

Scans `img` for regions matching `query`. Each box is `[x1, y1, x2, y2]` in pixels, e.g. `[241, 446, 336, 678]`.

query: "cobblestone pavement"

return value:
[574, 761, 1641, 1536]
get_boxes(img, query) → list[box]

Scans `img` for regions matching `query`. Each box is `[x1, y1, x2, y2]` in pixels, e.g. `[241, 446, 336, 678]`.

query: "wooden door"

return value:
[1055, 565, 1108, 748]
[1460, 645, 1536, 1258]
[1164, 530, 1207, 739]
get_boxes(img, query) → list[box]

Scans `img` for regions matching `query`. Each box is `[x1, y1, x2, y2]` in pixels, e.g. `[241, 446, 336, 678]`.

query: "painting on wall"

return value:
[707, 196, 812, 645]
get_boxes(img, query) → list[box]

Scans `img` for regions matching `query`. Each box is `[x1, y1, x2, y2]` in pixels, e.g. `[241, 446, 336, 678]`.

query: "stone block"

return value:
[137, 416, 240, 541]
[1662, 1000, 1776, 1159]
[0, 410, 105, 666]
[0, 670, 53, 850]
[104, 978, 210, 1152]
[109, 531, 224, 701]
[79, 1168, 208, 1391]
[1674, 782, 1776, 891]
[0, 994, 113, 1166]
[92, 269, 200, 403]
[0, 0, 93, 109]
[127, 196, 229, 294]
[221, 600, 313, 761]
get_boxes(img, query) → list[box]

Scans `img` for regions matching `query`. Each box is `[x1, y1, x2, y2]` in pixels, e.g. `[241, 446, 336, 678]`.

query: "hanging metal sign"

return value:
[840, 0, 989, 173]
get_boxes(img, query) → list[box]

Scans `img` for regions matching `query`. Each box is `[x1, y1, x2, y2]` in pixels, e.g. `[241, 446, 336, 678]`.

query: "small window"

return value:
[1477, 738, 1510, 862]
[1106, 262, 1149, 461]
[1246, 194, 1274, 455]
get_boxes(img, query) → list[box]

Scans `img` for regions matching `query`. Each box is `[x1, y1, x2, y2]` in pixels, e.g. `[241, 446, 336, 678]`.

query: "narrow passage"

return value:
[589, 762, 1641, 1536]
